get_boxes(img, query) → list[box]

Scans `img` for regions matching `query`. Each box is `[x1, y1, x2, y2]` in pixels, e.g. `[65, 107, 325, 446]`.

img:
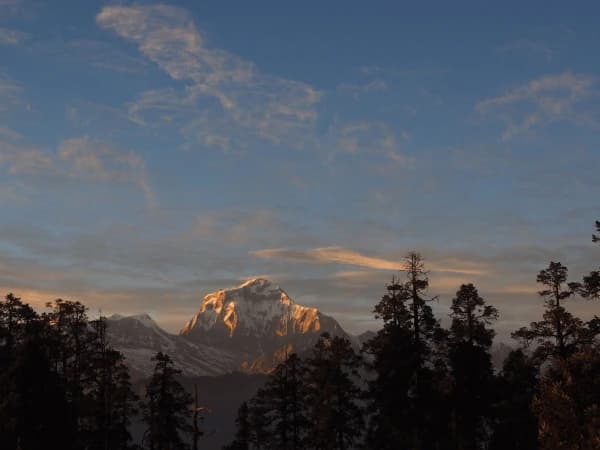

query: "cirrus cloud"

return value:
[476, 72, 599, 140]
[96, 4, 321, 151]
[251, 246, 488, 275]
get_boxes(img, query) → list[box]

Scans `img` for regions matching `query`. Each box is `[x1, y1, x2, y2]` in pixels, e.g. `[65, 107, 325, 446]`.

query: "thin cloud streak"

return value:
[0, 136, 157, 208]
[476, 72, 598, 139]
[252, 247, 488, 275]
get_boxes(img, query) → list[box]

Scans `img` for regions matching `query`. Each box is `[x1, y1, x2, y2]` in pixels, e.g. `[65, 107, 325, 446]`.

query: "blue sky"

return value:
[1, 0, 599, 337]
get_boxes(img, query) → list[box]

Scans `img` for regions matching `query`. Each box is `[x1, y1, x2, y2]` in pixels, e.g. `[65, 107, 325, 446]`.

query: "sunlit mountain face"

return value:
[108, 278, 349, 377]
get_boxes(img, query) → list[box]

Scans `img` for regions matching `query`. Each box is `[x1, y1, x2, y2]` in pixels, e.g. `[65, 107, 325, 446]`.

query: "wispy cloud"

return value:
[498, 39, 555, 61]
[252, 247, 488, 275]
[0, 136, 156, 208]
[0, 140, 54, 174]
[0, 73, 23, 112]
[328, 120, 413, 167]
[0, 27, 28, 45]
[476, 72, 598, 139]
[337, 79, 389, 99]
[96, 4, 321, 151]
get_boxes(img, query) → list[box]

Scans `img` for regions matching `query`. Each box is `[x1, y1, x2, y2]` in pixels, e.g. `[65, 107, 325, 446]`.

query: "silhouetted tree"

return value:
[490, 349, 539, 450]
[250, 352, 308, 450]
[0, 297, 76, 450]
[579, 220, 600, 300]
[364, 254, 448, 449]
[533, 345, 600, 449]
[448, 284, 498, 450]
[84, 318, 138, 450]
[43, 298, 92, 443]
[512, 262, 587, 361]
[223, 401, 251, 450]
[304, 334, 363, 450]
[142, 352, 192, 450]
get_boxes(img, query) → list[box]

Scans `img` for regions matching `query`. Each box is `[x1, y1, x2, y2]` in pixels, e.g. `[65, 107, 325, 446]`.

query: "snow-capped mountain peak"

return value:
[178, 278, 347, 372]
[180, 278, 320, 337]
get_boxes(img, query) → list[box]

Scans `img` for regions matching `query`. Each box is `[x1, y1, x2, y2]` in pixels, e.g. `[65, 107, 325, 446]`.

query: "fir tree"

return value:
[0, 301, 76, 450]
[84, 318, 138, 450]
[223, 402, 251, 450]
[142, 352, 192, 450]
[579, 220, 600, 299]
[533, 345, 600, 450]
[512, 262, 587, 361]
[251, 352, 308, 450]
[448, 284, 498, 449]
[304, 334, 363, 450]
[364, 254, 448, 450]
[490, 349, 539, 450]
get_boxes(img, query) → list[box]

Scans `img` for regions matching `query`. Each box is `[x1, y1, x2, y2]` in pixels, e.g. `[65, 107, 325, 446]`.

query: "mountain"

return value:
[106, 313, 237, 379]
[179, 278, 348, 372]
[107, 278, 350, 377]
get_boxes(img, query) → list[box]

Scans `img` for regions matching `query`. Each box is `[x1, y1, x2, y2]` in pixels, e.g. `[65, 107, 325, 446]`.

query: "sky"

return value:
[1, 0, 599, 339]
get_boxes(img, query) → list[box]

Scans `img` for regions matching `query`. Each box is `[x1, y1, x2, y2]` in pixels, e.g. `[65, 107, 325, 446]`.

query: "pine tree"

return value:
[142, 352, 192, 450]
[490, 349, 539, 450]
[512, 262, 587, 361]
[251, 352, 308, 450]
[304, 334, 363, 450]
[223, 402, 251, 450]
[0, 293, 37, 367]
[533, 345, 600, 450]
[43, 298, 92, 442]
[580, 220, 600, 299]
[84, 318, 138, 450]
[364, 253, 447, 449]
[448, 284, 498, 449]
[0, 301, 77, 450]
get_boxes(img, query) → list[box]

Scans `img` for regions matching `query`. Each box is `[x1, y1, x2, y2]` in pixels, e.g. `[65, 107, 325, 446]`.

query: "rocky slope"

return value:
[108, 278, 350, 377]
[179, 278, 348, 372]
[106, 313, 237, 378]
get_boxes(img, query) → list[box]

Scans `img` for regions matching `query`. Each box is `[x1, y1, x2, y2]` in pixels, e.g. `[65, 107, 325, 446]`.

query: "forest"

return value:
[0, 221, 599, 450]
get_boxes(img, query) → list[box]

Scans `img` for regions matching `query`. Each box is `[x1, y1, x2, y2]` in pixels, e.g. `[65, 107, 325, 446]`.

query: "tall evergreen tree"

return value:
[250, 352, 308, 450]
[84, 318, 138, 450]
[364, 253, 448, 449]
[448, 284, 498, 450]
[142, 352, 192, 450]
[43, 298, 92, 442]
[490, 349, 539, 450]
[512, 262, 587, 361]
[533, 345, 600, 450]
[0, 296, 77, 450]
[304, 334, 363, 450]
[223, 401, 251, 450]
[580, 220, 600, 299]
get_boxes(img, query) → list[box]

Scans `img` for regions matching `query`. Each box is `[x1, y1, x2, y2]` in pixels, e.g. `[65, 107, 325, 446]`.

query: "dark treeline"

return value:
[0, 297, 196, 450]
[225, 223, 600, 450]
[0, 221, 599, 450]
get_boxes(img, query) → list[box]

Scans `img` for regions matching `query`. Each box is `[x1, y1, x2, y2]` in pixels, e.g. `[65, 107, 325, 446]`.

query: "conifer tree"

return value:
[251, 352, 308, 450]
[490, 349, 539, 450]
[364, 253, 447, 449]
[84, 318, 138, 450]
[448, 284, 498, 450]
[533, 345, 600, 450]
[580, 220, 600, 299]
[303, 334, 363, 450]
[512, 262, 587, 361]
[224, 402, 251, 450]
[142, 352, 192, 450]
[0, 299, 76, 450]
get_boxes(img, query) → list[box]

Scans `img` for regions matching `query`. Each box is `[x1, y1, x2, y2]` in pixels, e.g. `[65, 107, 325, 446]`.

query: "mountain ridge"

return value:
[107, 278, 350, 377]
